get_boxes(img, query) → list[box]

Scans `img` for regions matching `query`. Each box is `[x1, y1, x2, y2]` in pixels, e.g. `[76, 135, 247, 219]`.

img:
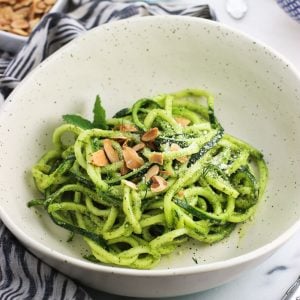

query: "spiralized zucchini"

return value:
[29, 89, 268, 269]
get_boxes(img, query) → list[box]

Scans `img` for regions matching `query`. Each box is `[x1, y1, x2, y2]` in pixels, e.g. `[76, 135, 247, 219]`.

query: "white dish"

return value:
[0, 16, 300, 298]
[0, 0, 68, 53]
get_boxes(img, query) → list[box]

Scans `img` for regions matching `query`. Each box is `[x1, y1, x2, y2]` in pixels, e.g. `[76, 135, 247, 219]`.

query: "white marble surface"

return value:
[87, 1, 300, 299]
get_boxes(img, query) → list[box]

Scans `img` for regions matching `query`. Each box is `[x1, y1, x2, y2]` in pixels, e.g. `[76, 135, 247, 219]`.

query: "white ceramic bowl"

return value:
[0, 16, 300, 298]
[0, 0, 68, 53]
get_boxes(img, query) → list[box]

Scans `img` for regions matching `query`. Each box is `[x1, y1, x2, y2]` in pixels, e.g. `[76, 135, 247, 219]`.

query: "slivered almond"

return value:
[151, 175, 168, 193]
[29, 17, 39, 29]
[13, 0, 32, 10]
[119, 124, 138, 132]
[177, 190, 185, 197]
[1, 0, 57, 36]
[120, 164, 130, 175]
[36, 1, 46, 10]
[0, 0, 16, 4]
[145, 165, 159, 181]
[170, 143, 188, 163]
[132, 142, 145, 152]
[141, 127, 159, 142]
[175, 117, 191, 127]
[122, 146, 144, 170]
[90, 149, 109, 167]
[160, 170, 173, 177]
[10, 27, 27, 35]
[11, 18, 28, 29]
[44, 0, 56, 4]
[149, 153, 163, 165]
[123, 180, 137, 190]
[103, 139, 119, 163]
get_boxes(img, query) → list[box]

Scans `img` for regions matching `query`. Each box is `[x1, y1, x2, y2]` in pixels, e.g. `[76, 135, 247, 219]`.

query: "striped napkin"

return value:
[0, 1, 215, 299]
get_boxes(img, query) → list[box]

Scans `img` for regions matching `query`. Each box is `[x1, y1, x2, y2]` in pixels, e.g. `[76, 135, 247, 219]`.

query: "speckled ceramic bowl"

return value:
[0, 16, 300, 298]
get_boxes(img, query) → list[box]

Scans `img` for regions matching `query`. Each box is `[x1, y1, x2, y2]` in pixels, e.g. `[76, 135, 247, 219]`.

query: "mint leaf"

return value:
[93, 95, 107, 129]
[63, 114, 93, 130]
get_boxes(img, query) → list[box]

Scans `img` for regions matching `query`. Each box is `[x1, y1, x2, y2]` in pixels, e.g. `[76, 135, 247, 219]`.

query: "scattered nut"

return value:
[11, 18, 29, 29]
[141, 127, 159, 142]
[150, 175, 168, 193]
[103, 139, 119, 163]
[90, 149, 109, 167]
[132, 142, 145, 152]
[177, 190, 185, 197]
[170, 143, 189, 163]
[149, 152, 163, 165]
[145, 165, 159, 181]
[0, 0, 57, 36]
[118, 124, 138, 132]
[120, 164, 130, 175]
[159, 169, 173, 177]
[123, 180, 138, 190]
[175, 117, 191, 127]
[122, 146, 144, 170]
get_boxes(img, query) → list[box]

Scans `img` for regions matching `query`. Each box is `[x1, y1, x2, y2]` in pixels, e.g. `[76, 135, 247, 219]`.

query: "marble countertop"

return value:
[88, 1, 300, 299]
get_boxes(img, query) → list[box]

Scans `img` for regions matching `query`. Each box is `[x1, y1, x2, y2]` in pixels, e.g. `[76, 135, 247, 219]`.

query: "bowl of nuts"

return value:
[0, 0, 68, 53]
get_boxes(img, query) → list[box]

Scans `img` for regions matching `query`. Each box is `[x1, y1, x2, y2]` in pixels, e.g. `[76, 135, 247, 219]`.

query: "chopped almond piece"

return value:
[170, 143, 188, 164]
[175, 117, 191, 127]
[123, 180, 138, 190]
[103, 139, 119, 163]
[122, 146, 144, 170]
[160, 170, 173, 177]
[145, 165, 160, 181]
[151, 175, 168, 193]
[132, 142, 145, 152]
[90, 150, 109, 167]
[141, 127, 159, 142]
[119, 124, 138, 132]
[149, 153, 163, 165]
[177, 190, 185, 197]
[120, 164, 130, 175]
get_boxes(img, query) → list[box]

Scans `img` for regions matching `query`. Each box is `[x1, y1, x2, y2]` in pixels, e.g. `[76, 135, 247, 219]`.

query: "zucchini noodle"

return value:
[29, 89, 268, 269]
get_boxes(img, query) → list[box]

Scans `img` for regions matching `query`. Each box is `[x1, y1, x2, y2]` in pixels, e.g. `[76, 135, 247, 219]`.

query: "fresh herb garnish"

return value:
[63, 95, 107, 130]
[93, 95, 107, 129]
[62, 114, 93, 130]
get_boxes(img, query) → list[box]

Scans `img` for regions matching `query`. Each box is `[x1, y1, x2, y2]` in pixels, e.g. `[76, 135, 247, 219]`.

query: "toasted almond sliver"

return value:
[13, 0, 32, 10]
[145, 165, 159, 181]
[0, 0, 16, 5]
[36, 1, 47, 10]
[0, 19, 10, 26]
[90, 149, 109, 167]
[123, 180, 138, 190]
[122, 146, 144, 170]
[132, 142, 145, 152]
[103, 139, 119, 163]
[11, 19, 29, 29]
[15, 7, 31, 17]
[177, 190, 185, 197]
[175, 117, 191, 127]
[160, 170, 173, 177]
[151, 175, 168, 193]
[141, 127, 159, 142]
[119, 124, 138, 132]
[170, 143, 189, 164]
[44, 0, 56, 5]
[120, 164, 130, 175]
[149, 153, 163, 165]
[10, 27, 28, 35]
[29, 18, 40, 30]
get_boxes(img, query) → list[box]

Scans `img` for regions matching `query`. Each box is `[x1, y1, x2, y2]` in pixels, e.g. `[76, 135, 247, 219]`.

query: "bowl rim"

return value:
[1, 15, 300, 277]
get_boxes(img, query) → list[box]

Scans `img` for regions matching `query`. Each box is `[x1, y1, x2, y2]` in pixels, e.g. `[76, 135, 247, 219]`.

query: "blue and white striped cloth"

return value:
[0, 1, 214, 298]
